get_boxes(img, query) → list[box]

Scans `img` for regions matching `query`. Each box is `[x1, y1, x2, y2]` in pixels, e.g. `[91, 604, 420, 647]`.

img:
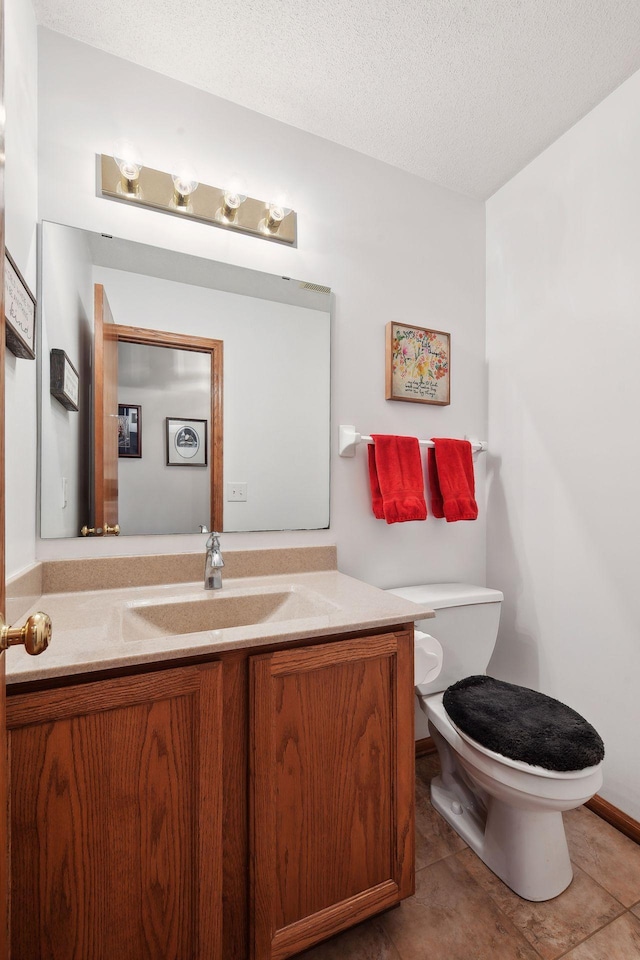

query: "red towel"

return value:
[428, 439, 478, 522]
[367, 435, 428, 523]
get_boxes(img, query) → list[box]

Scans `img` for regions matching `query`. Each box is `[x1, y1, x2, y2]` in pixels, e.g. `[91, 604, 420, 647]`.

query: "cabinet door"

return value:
[7, 662, 223, 960]
[250, 631, 414, 960]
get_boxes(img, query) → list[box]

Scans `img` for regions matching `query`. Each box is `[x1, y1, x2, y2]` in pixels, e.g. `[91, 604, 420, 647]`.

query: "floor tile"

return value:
[379, 855, 540, 960]
[415, 754, 467, 870]
[632, 902, 640, 920]
[296, 915, 401, 960]
[457, 848, 624, 960]
[561, 912, 640, 959]
[415, 752, 440, 781]
[564, 806, 640, 906]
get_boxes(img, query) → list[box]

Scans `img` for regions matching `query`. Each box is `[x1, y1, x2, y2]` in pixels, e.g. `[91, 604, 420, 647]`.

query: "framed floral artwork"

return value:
[385, 322, 450, 406]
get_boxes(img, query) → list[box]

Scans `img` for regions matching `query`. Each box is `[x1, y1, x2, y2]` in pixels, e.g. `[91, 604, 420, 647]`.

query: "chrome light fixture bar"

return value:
[98, 154, 297, 246]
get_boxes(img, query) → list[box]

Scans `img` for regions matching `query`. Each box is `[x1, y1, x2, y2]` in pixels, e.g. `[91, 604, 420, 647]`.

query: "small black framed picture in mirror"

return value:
[118, 404, 142, 458]
[50, 349, 79, 411]
[166, 417, 208, 467]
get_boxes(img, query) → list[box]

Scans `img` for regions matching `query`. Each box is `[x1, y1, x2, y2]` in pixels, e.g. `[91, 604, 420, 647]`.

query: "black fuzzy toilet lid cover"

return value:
[443, 675, 605, 772]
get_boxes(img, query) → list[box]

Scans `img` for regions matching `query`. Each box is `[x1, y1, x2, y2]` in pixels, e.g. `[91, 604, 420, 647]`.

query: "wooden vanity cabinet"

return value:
[250, 630, 415, 960]
[7, 663, 224, 960]
[6, 626, 414, 960]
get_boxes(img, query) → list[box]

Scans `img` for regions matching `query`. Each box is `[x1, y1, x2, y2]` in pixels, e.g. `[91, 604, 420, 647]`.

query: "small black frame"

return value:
[118, 404, 142, 458]
[50, 349, 79, 411]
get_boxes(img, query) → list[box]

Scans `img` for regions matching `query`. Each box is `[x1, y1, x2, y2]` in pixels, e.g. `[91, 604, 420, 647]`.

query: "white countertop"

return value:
[6, 569, 434, 685]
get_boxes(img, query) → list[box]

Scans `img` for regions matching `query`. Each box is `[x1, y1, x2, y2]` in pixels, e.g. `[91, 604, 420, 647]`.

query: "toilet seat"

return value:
[448, 712, 602, 781]
[425, 693, 603, 799]
[443, 675, 605, 772]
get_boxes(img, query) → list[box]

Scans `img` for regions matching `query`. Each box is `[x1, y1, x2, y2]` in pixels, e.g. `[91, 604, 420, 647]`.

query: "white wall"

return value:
[35, 28, 488, 591]
[4, 0, 38, 577]
[487, 69, 640, 818]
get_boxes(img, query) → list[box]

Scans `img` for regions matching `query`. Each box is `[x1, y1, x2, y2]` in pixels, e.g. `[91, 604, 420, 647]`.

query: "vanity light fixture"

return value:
[99, 154, 297, 245]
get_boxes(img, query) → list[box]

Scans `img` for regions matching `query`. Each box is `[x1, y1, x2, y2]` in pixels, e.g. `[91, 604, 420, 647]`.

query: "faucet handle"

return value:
[205, 531, 222, 549]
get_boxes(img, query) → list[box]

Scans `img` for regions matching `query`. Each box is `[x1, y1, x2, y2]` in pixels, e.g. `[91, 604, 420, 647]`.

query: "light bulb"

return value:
[222, 178, 247, 220]
[113, 138, 142, 185]
[223, 189, 246, 210]
[172, 161, 199, 205]
[266, 201, 291, 232]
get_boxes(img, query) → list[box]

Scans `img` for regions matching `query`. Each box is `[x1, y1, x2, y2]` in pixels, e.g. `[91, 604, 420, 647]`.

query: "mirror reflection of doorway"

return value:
[92, 284, 223, 536]
[118, 342, 213, 534]
[113, 327, 222, 536]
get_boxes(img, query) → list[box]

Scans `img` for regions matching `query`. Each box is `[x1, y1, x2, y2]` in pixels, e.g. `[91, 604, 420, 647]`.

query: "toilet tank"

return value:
[385, 583, 503, 696]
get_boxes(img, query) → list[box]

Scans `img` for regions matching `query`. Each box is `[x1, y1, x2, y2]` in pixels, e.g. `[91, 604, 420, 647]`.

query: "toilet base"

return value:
[429, 724, 574, 902]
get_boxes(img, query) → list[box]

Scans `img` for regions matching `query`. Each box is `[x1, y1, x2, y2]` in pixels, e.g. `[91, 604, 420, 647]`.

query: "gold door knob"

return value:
[81, 525, 102, 537]
[0, 612, 52, 656]
[103, 524, 120, 536]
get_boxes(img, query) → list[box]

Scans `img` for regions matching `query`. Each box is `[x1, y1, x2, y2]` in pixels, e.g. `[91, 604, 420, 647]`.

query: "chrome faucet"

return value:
[204, 531, 224, 590]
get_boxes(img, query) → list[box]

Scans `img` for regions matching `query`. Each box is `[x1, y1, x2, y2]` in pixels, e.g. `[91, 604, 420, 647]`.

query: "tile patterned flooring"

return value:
[299, 753, 640, 960]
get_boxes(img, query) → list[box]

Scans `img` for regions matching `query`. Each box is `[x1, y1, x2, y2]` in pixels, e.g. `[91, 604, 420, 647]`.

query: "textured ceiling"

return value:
[34, 0, 640, 199]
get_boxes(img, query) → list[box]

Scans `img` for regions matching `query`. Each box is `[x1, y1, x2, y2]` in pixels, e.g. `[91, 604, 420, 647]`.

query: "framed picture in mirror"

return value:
[118, 404, 142, 458]
[166, 417, 208, 467]
[50, 349, 79, 411]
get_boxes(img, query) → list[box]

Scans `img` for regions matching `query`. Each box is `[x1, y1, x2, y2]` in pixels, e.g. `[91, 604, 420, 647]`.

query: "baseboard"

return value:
[415, 740, 640, 847]
[586, 795, 640, 845]
[415, 736, 436, 757]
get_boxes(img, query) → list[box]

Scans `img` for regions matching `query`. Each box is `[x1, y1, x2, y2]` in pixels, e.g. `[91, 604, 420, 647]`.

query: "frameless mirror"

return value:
[38, 222, 331, 538]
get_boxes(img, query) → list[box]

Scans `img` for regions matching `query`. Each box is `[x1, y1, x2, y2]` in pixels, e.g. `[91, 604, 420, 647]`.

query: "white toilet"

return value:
[387, 583, 604, 902]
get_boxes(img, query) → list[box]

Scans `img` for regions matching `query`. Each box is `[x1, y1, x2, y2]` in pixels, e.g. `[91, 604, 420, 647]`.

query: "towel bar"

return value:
[338, 424, 488, 460]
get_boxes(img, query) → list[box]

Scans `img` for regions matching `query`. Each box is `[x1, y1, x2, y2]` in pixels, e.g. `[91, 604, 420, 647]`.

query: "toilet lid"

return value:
[443, 675, 605, 772]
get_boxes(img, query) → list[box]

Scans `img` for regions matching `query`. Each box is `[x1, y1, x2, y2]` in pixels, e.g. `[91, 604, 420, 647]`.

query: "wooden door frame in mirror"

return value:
[114, 324, 223, 533]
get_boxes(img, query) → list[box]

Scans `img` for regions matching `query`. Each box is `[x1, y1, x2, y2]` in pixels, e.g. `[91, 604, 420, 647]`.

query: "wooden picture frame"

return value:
[118, 404, 142, 458]
[4, 249, 36, 359]
[166, 417, 208, 467]
[50, 349, 79, 411]
[385, 321, 450, 406]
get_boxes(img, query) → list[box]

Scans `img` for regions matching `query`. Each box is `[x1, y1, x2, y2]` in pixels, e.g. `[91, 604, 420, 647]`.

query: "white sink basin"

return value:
[122, 586, 337, 641]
